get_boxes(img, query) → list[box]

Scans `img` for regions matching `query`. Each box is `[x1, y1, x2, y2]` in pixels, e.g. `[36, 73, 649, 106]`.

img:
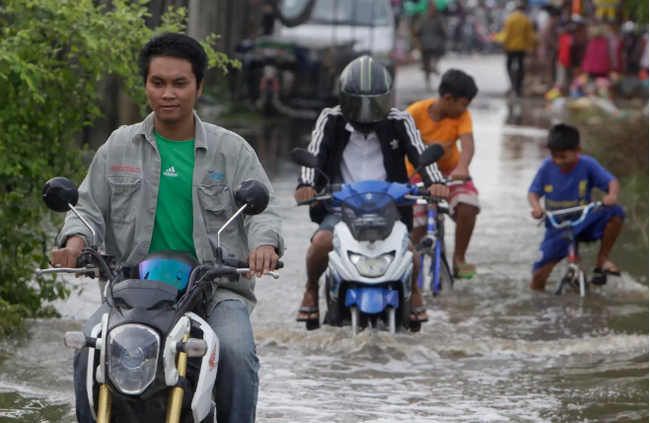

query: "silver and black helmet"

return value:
[339, 55, 394, 134]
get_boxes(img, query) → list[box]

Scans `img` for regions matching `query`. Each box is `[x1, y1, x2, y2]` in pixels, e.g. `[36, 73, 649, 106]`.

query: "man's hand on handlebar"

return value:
[246, 245, 279, 279]
[294, 187, 316, 203]
[50, 236, 85, 275]
[428, 183, 450, 199]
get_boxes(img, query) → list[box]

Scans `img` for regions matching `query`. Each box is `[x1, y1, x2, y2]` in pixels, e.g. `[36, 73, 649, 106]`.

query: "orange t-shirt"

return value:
[406, 98, 473, 174]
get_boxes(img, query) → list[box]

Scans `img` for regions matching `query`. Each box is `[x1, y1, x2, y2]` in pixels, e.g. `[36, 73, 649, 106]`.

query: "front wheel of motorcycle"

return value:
[325, 276, 344, 327]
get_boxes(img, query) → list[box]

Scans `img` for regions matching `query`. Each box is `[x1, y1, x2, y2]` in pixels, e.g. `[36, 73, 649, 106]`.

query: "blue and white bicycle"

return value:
[415, 177, 469, 296]
[540, 201, 603, 297]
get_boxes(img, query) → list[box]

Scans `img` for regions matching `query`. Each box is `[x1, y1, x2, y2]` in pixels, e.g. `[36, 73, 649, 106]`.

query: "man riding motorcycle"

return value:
[50, 33, 284, 423]
[294, 55, 449, 327]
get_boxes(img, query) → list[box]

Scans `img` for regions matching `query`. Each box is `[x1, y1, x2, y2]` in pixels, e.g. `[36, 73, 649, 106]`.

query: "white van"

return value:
[275, 0, 396, 75]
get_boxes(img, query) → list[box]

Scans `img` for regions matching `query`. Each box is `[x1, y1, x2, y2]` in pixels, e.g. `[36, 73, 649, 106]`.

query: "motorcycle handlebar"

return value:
[222, 257, 284, 270]
[34, 266, 99, 276]
[296, 195, 332, 206]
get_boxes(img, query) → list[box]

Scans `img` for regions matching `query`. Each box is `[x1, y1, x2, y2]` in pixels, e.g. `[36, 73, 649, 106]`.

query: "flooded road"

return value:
[0, 58, 648, 422]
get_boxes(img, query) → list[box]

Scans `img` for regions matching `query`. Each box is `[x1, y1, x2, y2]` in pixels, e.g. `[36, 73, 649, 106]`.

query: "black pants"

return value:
[506, 51, 526, 95]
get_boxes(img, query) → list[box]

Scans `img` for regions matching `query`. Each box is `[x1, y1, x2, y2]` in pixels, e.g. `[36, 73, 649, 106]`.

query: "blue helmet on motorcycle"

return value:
[137, 250, 199, 292]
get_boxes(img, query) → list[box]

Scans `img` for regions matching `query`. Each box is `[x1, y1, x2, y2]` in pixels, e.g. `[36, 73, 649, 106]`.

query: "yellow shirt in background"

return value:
[502, 11, 535, 52]
[405, 98, 473, 174]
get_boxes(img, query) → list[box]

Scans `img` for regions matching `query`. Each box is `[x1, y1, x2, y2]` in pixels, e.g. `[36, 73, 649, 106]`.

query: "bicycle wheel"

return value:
[432, 254, 454, 295]
[555, 269, 578, 295]
[437, 212, 447, 258]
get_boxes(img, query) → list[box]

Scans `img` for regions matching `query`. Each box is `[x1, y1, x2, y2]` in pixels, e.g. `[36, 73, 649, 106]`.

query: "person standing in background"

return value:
[392, 0, 403, 32]
[540, 6, 561, 87]
[501, 0, 536, 97]
[261, 0, 275, 36]
[415, 1, 447, 91]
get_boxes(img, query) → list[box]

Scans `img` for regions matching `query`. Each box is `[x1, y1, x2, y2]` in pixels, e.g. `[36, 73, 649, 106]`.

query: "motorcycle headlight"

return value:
[348, 251, 395, 278]
[108, 324, 160, 395]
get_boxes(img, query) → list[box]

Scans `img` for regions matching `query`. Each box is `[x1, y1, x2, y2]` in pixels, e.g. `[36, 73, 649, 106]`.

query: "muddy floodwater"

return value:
[0, 57, 647, 423]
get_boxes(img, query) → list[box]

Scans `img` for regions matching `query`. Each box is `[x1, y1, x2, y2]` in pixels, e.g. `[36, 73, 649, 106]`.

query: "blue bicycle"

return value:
[540, 201, 603, 297]
[415, 178, 468, 296]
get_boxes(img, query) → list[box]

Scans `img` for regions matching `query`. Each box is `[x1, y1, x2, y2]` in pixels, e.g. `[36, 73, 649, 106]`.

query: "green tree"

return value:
[626, 0, 649, 23]
[0, 0, 238, 336]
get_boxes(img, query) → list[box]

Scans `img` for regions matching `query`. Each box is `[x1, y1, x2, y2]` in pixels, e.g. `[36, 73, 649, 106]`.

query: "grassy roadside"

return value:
[567, 110, 649, 246]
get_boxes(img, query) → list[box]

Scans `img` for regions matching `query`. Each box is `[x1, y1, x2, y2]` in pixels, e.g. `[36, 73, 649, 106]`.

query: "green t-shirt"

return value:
[149, 131, 196, 258]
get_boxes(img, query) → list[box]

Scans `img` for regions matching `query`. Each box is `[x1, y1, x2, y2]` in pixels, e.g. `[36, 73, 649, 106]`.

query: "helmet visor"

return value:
[340, 91, 393, 124]
[138, 258, 193, 291]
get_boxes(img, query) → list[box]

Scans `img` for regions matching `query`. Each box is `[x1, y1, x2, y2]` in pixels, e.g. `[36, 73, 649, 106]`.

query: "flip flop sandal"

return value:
[454, 263, 477, 279]
[296, 306, 320, 330]
[591, 267, 621, 286]
[296, 306, 319, 322]
[410, 306, 429, 323]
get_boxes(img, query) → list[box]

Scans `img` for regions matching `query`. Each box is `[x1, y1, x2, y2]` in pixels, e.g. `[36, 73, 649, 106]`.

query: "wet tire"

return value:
[409, 321, 422, 332]
[400, 288, 412, 331]
[555, 276, 572, 295]
[436, 256, 454, 295]
[325, 276, 344, 327]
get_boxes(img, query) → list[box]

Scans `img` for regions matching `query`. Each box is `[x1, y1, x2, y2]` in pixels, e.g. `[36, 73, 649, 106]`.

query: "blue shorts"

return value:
[311, 213, 342, 241]
[533, 204, 625, 271]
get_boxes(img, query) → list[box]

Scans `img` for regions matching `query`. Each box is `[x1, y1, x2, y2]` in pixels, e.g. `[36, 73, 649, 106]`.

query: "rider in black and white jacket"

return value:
[293, 55, 449, 327]
[297, 105, 444, 227]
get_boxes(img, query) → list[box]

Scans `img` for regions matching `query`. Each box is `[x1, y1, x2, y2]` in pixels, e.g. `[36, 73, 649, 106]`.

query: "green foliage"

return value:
[0, 0, 238, 334]
[625, 0, 649, 24]
[568, 111, 649, 246]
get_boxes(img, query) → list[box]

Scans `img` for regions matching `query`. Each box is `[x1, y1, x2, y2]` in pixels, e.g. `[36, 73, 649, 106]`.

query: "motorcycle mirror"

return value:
[43, 177, 79, 213]
[418, 144, 445, 167]
[290, 148, 318, 169]
[234, 179, 270, 216]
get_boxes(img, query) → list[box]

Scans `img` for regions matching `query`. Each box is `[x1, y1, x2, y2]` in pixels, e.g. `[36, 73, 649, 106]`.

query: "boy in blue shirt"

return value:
[528, 123, 625, 291]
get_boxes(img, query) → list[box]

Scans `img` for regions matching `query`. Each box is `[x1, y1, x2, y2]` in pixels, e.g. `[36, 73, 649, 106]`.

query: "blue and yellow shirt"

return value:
[529, 155, 615, 212]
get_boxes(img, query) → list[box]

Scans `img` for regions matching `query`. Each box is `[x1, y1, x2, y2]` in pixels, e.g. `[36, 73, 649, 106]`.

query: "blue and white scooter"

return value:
[292, 145, 444, 334]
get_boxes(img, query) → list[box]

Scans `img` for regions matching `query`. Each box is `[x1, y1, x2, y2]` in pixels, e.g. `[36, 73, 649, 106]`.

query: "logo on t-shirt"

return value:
[163, 166, 178, 177]
[578, 179, 587, 197]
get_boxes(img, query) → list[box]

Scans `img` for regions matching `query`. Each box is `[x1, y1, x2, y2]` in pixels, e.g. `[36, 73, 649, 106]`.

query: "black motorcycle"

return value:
[36, 177, 283, 423]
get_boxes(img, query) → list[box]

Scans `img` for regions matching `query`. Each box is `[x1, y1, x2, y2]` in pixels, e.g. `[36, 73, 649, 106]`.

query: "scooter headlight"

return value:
[108, 324, 160, 395]
[348, 251, 395, 278]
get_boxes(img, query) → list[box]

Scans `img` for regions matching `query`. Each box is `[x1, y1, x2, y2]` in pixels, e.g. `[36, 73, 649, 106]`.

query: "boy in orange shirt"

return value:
[406, 69, 480, 278]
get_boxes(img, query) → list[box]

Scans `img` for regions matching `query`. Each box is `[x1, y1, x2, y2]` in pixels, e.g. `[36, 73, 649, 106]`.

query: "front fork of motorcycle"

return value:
[96, 384, 112, 423]
[166, 333, 191, 423]
[95, 332, 191, 423]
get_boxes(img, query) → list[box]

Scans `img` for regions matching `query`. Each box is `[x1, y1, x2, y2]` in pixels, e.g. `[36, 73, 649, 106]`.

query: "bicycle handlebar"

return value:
[543, 202, 603, 229]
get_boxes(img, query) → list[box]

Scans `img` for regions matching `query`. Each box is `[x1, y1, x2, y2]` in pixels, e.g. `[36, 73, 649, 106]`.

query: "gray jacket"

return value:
[57, 111, 284, 314]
